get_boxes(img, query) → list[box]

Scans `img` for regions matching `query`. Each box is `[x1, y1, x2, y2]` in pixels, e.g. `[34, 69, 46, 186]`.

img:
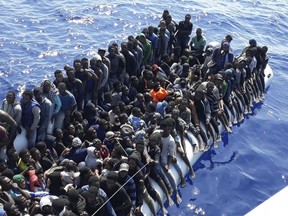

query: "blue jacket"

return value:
[21, 99, 40, 128]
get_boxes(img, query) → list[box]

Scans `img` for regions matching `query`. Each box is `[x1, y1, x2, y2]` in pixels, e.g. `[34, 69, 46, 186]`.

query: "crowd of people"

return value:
[0, 9, 269, 216]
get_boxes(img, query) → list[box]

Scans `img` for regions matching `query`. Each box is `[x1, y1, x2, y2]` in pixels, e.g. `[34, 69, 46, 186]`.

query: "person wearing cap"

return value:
[117, 163, 137, 214]
[38, 196, 57, 215]
[175, 14, 193, 55]
[64, 137, 89, 164]
[98, 48, 111, 75]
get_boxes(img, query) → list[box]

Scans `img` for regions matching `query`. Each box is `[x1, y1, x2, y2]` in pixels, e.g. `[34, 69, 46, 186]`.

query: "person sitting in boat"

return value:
[134, 139, 166, 216]
[1, 90, 22, 129]
[147, 133, 174, 208]
[116, 163, 137, 213]
[6, 148, 22, 174]
[178, 96, 209, 152]
[210, 74, 233, 134]
[221, 34, 233, 53]
[209, 42, 234, 75]
[159, 117, 183, 204]
[169, 108, 196, 178]
[189, 28, 207, 64]
[100, 171, 132, 216]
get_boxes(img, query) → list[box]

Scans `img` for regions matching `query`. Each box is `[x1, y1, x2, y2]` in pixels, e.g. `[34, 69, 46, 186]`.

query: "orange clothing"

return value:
[150, 87, 168, 103]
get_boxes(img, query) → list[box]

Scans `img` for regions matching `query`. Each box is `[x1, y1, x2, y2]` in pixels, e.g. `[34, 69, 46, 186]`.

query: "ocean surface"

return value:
[1, 0, 288, 215]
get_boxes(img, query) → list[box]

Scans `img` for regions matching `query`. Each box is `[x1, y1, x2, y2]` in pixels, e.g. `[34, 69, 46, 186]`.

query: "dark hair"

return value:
[33, 87, 43, 96]
[107, 171, 118, 181]
[6, 90, 16, 98]
[54, 69, 62, 76]
[22, 90, 34, 100]
[160, 117, 175, 128]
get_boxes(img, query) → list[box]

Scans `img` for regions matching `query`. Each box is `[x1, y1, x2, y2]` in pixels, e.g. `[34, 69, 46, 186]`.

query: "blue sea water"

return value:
[0, 0, 288, 215]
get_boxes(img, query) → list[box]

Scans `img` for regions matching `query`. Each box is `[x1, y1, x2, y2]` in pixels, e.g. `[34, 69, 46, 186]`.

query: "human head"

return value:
[222, 42, 230, 53]
[21, 89, 33, 105]
[206, 81, 215, 94]
[57, 82, 67, 95]
[12, 174, 26, 189]
[225, 34, 233, 43]
[118, 163, 129, 178]
[121, 42, 128, 53]
[149, 132, 161, 148]
[30, 147, 42, 161]
[4, 202, 21, 216]
[160, 117, 175, 135]
[249, 39, 257, 47]
[73, 59, 82, 72]
[54, 69, 64, 82]
[40, 196, 53, 214]
[33, 86, 43, 102]
[14, 195, 31, 210]
[106, 171, 118, 190]
[185, 14, 191, 22]
[5, 91, 16, 104]
[196, 28, 202, 37]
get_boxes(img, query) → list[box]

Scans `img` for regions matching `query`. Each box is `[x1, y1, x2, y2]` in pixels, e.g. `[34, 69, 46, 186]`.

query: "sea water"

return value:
[0, 0, 288, 215]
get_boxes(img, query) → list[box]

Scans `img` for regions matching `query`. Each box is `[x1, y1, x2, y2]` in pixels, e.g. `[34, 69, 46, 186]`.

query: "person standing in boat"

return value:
[54, 82, 77, 130]
[175, 14, 193, 55]
[64, 68, 84, 111]
[20, 90, 41, 149]
[1, 90, 22, 129]
[0, 110, 17, 150]
[33, 87, 53, 142]
[155, 27, 169, 64]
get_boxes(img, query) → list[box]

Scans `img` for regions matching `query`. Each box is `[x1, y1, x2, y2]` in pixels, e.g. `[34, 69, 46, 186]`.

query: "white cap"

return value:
[119, 163, 129, 172]
[72, 137, 82, 147]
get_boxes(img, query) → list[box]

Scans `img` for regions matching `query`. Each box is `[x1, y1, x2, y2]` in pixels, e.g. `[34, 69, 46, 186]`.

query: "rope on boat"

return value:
[92, 161, 149, 216]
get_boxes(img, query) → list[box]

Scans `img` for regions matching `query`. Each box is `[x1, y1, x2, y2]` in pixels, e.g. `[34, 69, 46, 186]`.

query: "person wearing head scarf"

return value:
[85, 147, 103, 170]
